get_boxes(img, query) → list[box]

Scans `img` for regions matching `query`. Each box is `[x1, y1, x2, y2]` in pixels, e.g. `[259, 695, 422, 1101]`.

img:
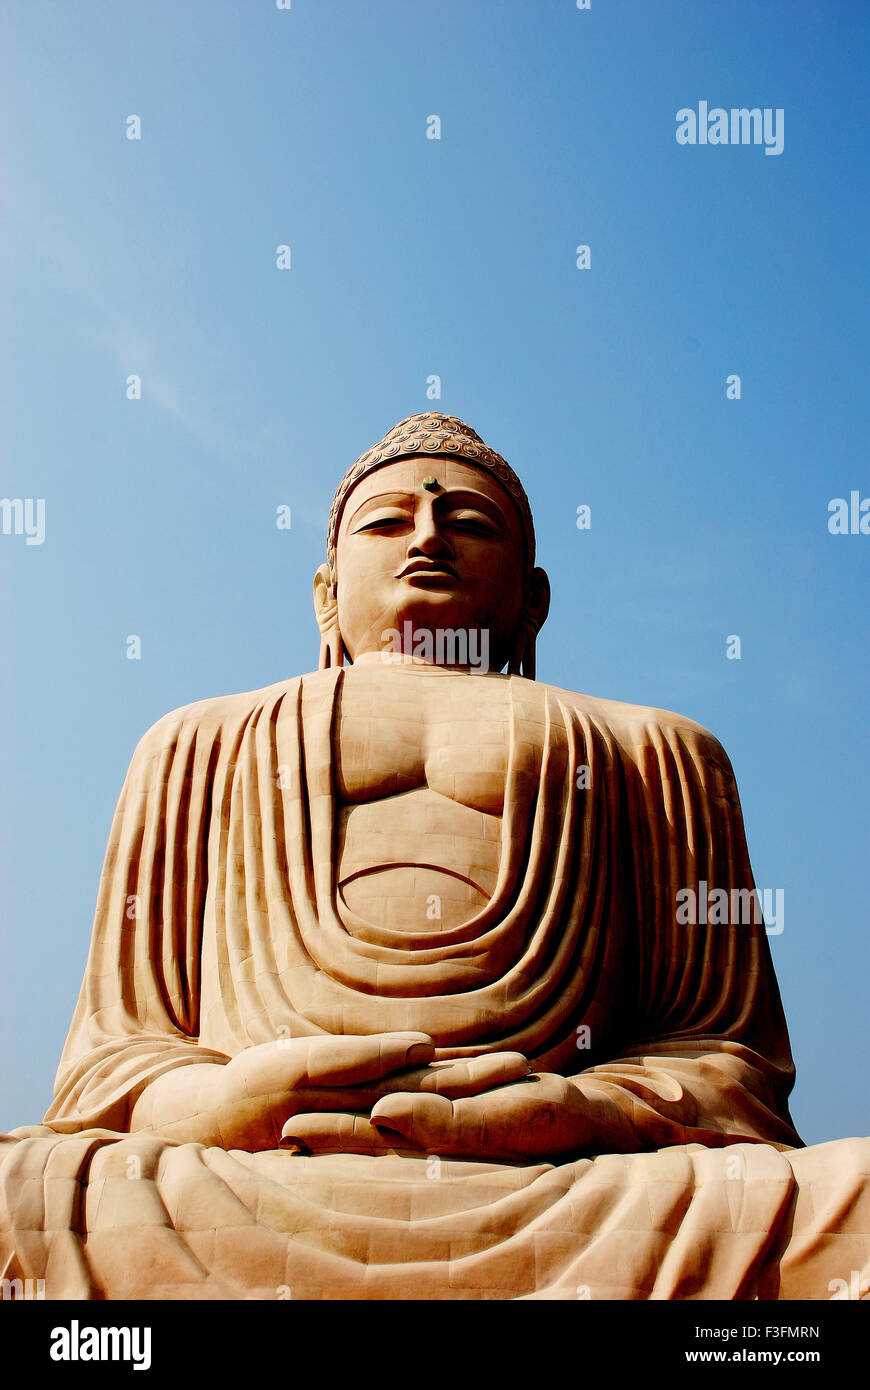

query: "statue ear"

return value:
[525, 567, 551, 636]
[508, 568, 550, 680]
[313, 563, 345, 669]
[313, 563, 335, 616]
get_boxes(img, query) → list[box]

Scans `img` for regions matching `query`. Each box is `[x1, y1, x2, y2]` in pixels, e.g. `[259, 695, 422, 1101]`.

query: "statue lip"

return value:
[396, 559, 460, 581]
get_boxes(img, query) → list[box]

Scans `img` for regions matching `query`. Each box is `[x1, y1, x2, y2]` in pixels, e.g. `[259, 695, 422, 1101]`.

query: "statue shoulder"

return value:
[539, 680, 733, 772]
[130, 674, 310, 759]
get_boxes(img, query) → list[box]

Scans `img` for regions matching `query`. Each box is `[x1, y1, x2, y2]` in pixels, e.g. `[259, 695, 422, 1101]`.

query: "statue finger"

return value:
[280, 1111, 414, 1154]
[297, 1033, 435, 1087]
[370, 1080, 578, 1158]
[369, 1093, 468, 1151]
[280, 1053, 528, 1115]
[386, 1052, 530, 1098]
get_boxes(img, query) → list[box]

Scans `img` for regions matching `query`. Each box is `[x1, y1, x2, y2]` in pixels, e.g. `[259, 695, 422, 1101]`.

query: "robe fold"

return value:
[2, 669, 867, 1299]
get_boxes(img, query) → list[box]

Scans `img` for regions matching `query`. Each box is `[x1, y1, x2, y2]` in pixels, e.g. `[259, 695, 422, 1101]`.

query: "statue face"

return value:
[331, 456, 530, 669]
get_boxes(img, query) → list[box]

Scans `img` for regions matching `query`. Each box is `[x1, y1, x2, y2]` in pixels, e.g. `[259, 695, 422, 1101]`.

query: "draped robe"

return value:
[2, 669, 868, 1299]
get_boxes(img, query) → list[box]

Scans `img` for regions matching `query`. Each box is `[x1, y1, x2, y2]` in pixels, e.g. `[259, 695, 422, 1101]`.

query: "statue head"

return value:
[313, 413, 550, 675]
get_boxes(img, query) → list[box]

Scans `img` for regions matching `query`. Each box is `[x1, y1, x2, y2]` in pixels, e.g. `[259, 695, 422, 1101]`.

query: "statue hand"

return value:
[282, 1072, 586, 1160]
[371, 1073, 588, 1160]
[131, 1035, 530, 1150]
[279, 1053, 547, 1157]
[132, 1032, 435, 1150]
[215, 1032, 440, 1150]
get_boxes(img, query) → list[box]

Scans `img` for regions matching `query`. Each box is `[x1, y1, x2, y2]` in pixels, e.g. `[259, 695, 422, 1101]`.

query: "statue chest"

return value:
[334, 667, 512, 810]
[331, 668, 514, 932]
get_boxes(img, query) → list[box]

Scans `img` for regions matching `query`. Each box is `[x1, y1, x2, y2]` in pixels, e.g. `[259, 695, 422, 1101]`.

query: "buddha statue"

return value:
[1, 413, 867, 1300]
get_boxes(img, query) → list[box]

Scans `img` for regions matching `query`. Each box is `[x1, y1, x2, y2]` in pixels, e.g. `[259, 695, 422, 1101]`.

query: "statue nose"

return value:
[408, 519, 452, 559]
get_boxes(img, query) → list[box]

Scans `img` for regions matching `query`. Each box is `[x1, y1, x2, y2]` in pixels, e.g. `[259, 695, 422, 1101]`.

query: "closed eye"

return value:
[352, 513, 413, 534]
[444, 513, 499, 536]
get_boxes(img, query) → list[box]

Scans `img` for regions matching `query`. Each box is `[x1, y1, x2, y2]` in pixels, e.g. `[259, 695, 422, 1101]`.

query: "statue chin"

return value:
[339, 864, 490, 933]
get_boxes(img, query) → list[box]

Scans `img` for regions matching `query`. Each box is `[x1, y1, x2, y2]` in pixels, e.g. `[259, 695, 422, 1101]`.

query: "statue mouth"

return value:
[396, 560, 460, 582]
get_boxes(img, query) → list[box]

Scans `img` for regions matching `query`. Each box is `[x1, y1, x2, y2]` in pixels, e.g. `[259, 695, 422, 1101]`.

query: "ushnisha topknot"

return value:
[326, 412, 536, 579]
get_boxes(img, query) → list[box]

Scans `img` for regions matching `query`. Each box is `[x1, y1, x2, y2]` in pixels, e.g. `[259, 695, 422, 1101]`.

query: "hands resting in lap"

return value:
[273, 1032, 587, 1161]
[130, 1031, 588, 1160]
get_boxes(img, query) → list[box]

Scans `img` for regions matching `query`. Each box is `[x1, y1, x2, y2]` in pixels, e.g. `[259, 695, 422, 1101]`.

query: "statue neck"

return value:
[349, 650, 490, 675]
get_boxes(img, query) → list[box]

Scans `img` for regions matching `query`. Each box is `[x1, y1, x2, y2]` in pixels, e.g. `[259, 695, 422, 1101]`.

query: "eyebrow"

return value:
[346, 492, 416, 530]
[435, 489, 508, 527]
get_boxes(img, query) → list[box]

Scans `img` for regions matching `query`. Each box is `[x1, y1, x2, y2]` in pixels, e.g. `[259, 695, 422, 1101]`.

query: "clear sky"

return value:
[3, 0, 868, 1146]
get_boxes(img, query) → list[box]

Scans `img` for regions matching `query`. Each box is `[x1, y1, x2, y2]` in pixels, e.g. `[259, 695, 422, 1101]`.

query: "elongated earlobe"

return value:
[319, 625, 345, 671]
[313, 564, 346, 669]
[507, 620, 536, 679]
[507, 567, 549, 678]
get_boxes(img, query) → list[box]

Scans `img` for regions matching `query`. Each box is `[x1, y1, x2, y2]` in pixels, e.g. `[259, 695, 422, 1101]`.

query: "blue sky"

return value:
[3, 0, 868, 1145]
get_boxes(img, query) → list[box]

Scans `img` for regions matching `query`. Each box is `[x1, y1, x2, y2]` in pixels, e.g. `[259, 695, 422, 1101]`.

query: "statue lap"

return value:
[2, 1127, 868, 1299]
